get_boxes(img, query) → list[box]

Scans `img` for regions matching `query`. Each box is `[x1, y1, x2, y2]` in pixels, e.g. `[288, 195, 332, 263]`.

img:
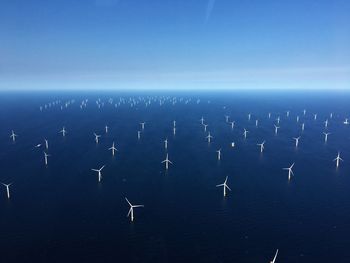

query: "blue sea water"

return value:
[0, 91, 350, 263]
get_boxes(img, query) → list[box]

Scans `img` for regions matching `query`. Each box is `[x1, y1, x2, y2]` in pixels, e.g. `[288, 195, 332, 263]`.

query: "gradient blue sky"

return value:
[1, 0, 349, 90]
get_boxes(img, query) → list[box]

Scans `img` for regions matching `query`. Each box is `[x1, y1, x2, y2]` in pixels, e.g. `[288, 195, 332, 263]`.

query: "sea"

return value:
[0, 90, 349, 262]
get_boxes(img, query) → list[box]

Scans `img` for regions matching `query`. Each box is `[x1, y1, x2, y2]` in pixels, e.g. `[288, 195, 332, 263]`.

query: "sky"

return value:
[0, 0, 349, 90]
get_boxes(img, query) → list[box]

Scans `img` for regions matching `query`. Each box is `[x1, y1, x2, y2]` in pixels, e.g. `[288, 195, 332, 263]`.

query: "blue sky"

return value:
[0, 0, 349, 90]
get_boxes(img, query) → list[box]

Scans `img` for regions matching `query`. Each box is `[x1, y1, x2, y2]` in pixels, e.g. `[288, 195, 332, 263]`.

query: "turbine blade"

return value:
[125, 197, 132, 206]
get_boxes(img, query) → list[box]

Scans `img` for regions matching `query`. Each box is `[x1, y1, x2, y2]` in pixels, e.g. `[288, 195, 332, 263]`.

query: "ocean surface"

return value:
[0, 91, 350, 263]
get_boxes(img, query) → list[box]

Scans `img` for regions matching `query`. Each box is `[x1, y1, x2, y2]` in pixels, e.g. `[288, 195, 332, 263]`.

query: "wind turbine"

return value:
[125, 197, 144, 222]
[10, 130, 18, 142]
[164, 138, 168, 150]
[323, 132, 331, 143]
[276, 116, 280, 124]
[274, 125, 280, 135]
[243, 129, 249, 139]
[283, 163, 295, 180]
[200, 116, 205, 125]
[225, 115, 230, 122]
[248, 113, 251, 121]
[229, 121, 235, 130]
[255, 119, 259, 127]
[137, 131, 141, 140]
[108, 142, 118, 156]
[140, 122, 145, 130]
[1, 183, 12, 199]
[44, 139, 49, 150]
[324, 119, 329, 128]
[257, 141, 265, 153]
[94, 133, 101, 144]
[44, 152, 50, 165]
[293, 136, 301, 147]
[333, 152, 343, 168]
[216, 149, 222, 160]
[105, 125, 109, 133]
[59, 127, 67, 137]
[91, 165, 105, 182]
[161, 154, 173, 170]
[301, 123, 305, 131]
[270, 249, 279, 263]
[203, 124, 208, 132]
[216, 176, 231, 196]
[206, 132, 213, 143]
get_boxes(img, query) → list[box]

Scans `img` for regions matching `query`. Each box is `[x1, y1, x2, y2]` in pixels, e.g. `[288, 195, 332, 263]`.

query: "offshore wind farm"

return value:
[1, 0, 350, 262]
[1, 91, 350, 262]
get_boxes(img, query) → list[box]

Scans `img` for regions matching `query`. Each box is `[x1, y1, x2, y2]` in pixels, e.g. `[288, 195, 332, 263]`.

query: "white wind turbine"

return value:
[140, 122, 145, 130]
[270, 249, 279, 263]
[164, 138, 168, 150]
[10, 130, 18, 142]
[243, 128, 249, 139]
[161, 154, 173, 170]
[323, 132, 331, 143]
[216, 149, 222, 160]
[1, 183, 12, 199]
[293, 136, 301, 147]
[91, 165, 105, 182]
[108, 142, 118, 156]
[44, 151, 50, 165]
[206, 132, 213, 143]
[216, 176, 231, 196]
[274, 124, 280, 135]
[44, 139, 49, 150]
[125, 197, 144, 222]
[203, 124, 208, 132]
[94, 133, 101, 144]
[105, 125, 109, 133]
[59, 127, 67, 137]
[137, 131, 141, 140]
[229, 121, 235, 130]
[333, 152, 343, 168]
[276, 116, 280, 124]
[257, 141, 265, 153]
[283, 163, 295, 180]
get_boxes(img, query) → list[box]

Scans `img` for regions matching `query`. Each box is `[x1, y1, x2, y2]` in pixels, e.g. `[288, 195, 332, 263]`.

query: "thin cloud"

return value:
[94, 0, 119, 7]
[205, 0, 216, 22]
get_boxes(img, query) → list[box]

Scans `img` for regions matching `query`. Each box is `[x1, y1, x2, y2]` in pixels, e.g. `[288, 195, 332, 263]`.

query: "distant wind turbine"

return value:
[257, 141, 265, 153]
[283, 163, 295, 180]
[125, 197, 144, 222]
[108, 142, 118, 156]
[1, 183, 12, 199]
[216, 176, 231, 196]
[161, 154, 173, 170]
[91, 165, 105, 182]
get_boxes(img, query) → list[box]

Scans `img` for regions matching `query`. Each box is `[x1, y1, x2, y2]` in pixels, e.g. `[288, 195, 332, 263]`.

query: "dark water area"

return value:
[0, 90, 350, 262]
